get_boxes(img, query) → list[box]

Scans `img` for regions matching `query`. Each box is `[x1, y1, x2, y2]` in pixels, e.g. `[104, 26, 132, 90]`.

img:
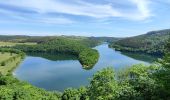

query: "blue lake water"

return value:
[14, 44, 157, 91]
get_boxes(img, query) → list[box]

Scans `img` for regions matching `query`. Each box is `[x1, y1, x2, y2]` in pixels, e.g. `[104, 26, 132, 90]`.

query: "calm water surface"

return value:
[14, 44, 157, 91]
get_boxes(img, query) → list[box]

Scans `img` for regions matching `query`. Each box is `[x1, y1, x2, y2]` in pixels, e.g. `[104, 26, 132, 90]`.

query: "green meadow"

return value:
[0, 52, 21, 75]
[0, 41, 36, 47]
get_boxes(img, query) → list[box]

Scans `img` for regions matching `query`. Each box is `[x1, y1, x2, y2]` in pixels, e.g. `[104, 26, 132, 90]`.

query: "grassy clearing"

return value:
[0, 53, 16, 63]
[0, 52, 22, 75]
[0, 41, 36, 47]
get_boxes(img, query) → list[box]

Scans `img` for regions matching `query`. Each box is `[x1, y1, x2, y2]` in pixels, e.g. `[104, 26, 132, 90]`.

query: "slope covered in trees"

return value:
[0, 76, 62, 100]
[109, 29, 170, 55]
[13, 37, 100, 68]
[0, 35, 30, 42]
[0, 35, 57, 43]
[89, 37, 122, 43]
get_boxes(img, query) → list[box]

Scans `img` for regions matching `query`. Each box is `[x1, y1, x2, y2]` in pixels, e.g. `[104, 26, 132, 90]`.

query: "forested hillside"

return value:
[13, 37, 100, 68]
[89, 37, 122, 43]
[0, 35, 119, 44]
[0, 35, 57, 43]
[109, 29, 170, 55]
[0, 35, 31, 42]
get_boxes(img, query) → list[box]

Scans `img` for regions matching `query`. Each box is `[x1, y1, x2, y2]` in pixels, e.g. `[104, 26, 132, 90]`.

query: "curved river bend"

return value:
[14, 44, 157, 91]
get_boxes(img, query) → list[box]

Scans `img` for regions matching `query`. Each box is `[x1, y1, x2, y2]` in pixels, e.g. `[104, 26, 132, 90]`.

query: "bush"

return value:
[1, 61, 6, 66]
[78, 49, 99, 69]
[88, 68, 119, 100]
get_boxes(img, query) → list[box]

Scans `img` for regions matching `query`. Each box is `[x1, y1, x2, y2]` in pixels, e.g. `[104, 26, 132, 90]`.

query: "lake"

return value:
[14, 44, 157, 91]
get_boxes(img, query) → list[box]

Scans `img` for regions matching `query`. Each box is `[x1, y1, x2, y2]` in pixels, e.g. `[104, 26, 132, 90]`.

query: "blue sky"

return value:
[0, 0, 170, 37]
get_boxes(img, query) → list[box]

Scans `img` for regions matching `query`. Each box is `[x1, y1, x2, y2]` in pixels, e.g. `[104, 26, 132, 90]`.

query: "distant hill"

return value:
[89, 37, 122, 43]
[0, 35, 57, 43]
[109, 29, 170, 55]
[0, 35, 121, 45]
[0, 35, 30, 42]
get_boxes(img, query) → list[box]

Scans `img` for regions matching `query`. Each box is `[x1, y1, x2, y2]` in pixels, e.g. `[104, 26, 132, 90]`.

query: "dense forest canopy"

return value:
[109, 29, 170, 55]
[13, 37, 100, 68]
[0, 35, 118, 44]
[0, 35, 30, 42]
[89, 37, 122, 43]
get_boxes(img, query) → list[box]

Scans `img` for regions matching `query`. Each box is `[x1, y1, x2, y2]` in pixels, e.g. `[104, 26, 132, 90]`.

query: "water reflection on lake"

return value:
[14, 44, 158, 91]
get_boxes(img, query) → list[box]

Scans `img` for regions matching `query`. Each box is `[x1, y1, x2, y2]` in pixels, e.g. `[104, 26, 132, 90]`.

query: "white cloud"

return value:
[0, 0, 152, 21]
[0, 5, 75, 24]
[38, 17, 75, 24]
[127, 0, 152, 20]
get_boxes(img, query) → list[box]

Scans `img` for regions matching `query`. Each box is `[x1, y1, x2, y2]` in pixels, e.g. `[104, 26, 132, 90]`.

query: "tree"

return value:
[1, 61, 5, 66]
[117, 64, 166, 100]
[155, 39, 170, 97]
[62, 88, 80, 100]
[88, 68, 119, 100]
[78, 49, 99, 69]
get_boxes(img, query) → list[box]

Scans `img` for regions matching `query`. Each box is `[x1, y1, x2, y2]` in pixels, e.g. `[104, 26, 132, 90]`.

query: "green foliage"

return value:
[1, 51, 4, 54]
[62, 88, 80, 100]
[0, 64, 170, 100]
[62, 87, 88, 100]
[0, 48, 23, 54]
[14, 37, 99, 67]
[118, 63, 169, 99]
[0, 87, 14, 100]
[0, 85, 62, 100]
[88, 68, 119, 100]
[0, 48, 25, 75]
[1, 61, 5, 66]
[78, 87, 89, 100]
[0, 76, 62, 100]
[116, 82, 139, 100]
[110, 29, 170, 55]
[89, 37, 122, 43]
[0, 76, 19, 85]
[118, 64, 160, 79]
[154, 39, 170, 96]
[79, 49, 99, 69]
[0, 35, 30, 42]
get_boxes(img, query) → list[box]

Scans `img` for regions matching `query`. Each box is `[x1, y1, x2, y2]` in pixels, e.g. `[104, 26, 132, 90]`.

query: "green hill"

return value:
[109, 29, 170, 55]
[89, 37, 122, 43]
[13, 37, 100, 68]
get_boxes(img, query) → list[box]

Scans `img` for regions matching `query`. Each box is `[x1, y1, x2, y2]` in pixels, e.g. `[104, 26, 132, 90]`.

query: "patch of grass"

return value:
[0, 42, 36, 47]
[0, 52, 16, 63]
[0, 52, 22, 75]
